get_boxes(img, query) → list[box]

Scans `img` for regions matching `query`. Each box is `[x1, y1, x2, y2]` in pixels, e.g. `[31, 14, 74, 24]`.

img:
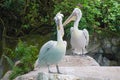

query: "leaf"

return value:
[3, 55, 14, 68]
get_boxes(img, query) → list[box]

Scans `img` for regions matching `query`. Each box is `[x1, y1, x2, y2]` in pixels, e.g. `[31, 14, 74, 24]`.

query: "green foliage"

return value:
[22, 1, 40, 29]
[9, 40, 38, 80]
[0, 0, 120, 79]
[9, 67, 24, 80]
[0, 0, 119, 38]
[2, 0, 25, 12]
[54, 0, 120, 36]
[3, 55, 14, 68]
[0, 0, 55, 37]
[100, 0, 120, 31]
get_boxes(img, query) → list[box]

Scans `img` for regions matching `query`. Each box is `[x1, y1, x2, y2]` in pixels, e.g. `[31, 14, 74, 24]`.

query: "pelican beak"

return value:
[63, 12, 77, 26]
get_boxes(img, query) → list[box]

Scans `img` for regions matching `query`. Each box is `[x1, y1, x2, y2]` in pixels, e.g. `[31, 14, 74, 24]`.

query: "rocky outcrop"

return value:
[14, 67, 120, 80]
[2, 55, 99, 80]
[87, 36, 120, 66]
[59, 55, 100, 67]
[1, 71, 12, 80]
[2, 56, 120, 80]
[34, 55, 99, 71]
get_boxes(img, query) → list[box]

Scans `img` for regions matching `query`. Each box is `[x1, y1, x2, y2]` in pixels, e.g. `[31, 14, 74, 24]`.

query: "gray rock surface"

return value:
[13, 56, 120, 80]
[14, 67, 120, 80]
[87, 36, 120, 66]
[3, 56, 120, 80]
[94, 54, 110, 66]
[1, 71, 12, 80]
[59, 55, 100, 67]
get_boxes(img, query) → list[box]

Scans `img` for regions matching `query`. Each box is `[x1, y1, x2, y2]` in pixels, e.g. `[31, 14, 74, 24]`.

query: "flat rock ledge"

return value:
[14, 67, 120, 80]
[3, 56, 120, 80]
[59, 55, 100, 66]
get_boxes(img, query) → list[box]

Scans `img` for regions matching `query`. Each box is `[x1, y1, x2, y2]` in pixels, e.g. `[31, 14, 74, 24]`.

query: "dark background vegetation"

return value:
[0, 0, 120, 79]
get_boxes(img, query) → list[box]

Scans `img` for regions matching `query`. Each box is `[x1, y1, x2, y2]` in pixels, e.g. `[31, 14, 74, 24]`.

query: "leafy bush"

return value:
[9, 40, 38, 80]
[0, 0, 119, 38]
[54, 0, 120, 36]
[0, 0, 55, 37]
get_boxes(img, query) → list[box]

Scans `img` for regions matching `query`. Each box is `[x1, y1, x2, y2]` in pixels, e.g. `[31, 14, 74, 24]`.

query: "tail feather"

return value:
[34, 59, 40, 70]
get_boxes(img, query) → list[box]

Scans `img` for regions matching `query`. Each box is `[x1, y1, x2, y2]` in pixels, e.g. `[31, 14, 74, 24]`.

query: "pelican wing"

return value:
[83, 29, 89, 46]
[39, 40, 57, 58]
[34, 40, 57, 68]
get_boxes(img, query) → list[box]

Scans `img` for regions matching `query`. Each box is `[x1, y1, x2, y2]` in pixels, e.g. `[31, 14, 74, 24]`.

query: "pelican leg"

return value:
[72, 48, 78, 55]
[47, 65, 52, 73]
[56, 65, 61, 74]
[81, 49, 86, 57]
[78, 49, 83, 56]
[72, 48, 75, 55]
[81, 49, 84, 56]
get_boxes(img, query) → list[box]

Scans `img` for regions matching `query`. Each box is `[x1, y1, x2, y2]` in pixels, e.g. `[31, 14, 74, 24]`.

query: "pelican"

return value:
[34, 12, 67, 73]
[63, 8, 89, 55]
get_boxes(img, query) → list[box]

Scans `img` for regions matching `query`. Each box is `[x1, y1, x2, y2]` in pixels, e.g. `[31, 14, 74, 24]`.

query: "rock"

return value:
[104, 47, 112, 54]
[110, 60, 118, 66]
[98, 48, 104, 54]
[15, 72, 80, 80]
[34, 55, 99, 71]
[102, 38, 112, 54]
[14, 67, 120, 80]
[66, 49, 73, 55]
[115, 52, 120, 65]
[2, 55, 99, 80]
[93, 53, 110, 66]
[102, 57, 110, 66]
[14, 60, 22, 67]
[87, 36, 120, 66]
[88, 43, 101, 54]
[112, 46, 118, 54]
[112, 38, 120, 46]
[59, 55, 100, 67]
[1, 61, 22, 80]
[1, 71, 12, 80]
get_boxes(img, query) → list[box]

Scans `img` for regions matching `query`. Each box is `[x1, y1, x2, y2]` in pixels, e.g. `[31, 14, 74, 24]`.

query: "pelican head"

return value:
[54, 12, 64, 37]
[63, 8, 82, 26]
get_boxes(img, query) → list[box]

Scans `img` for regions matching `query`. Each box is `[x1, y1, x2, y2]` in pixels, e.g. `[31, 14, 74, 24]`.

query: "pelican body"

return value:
[34, 12, 67, 73]
[63, 8, 89, 55]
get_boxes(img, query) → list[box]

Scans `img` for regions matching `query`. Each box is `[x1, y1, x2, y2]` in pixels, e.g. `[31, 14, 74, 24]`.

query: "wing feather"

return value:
[39, 40, 57, 58]
[83, 29, 89, 46]
[34, 40, 56, 68]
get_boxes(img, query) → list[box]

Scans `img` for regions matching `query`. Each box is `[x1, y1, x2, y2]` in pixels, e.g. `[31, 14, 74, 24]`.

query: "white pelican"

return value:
[63, 8, 89, 55]
[34, 12, 67, 73]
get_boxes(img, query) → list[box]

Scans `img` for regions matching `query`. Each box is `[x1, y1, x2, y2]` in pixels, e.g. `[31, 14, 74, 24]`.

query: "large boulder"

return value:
[3, 56, 120, 80]
[14, 67, 120, 80]
[59, 55, 100, 67]
[2, 55, 99, 80]
[1, 71, 12, 80]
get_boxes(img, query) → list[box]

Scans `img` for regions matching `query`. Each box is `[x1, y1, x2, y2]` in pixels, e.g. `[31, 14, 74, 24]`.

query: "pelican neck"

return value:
[74, 20, 79, 29]
[57, 30, 63, 42]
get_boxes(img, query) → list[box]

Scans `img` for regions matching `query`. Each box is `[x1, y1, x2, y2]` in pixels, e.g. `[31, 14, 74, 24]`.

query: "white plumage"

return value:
[63, 8, 89, 55]
[34, 12, 67, 73]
